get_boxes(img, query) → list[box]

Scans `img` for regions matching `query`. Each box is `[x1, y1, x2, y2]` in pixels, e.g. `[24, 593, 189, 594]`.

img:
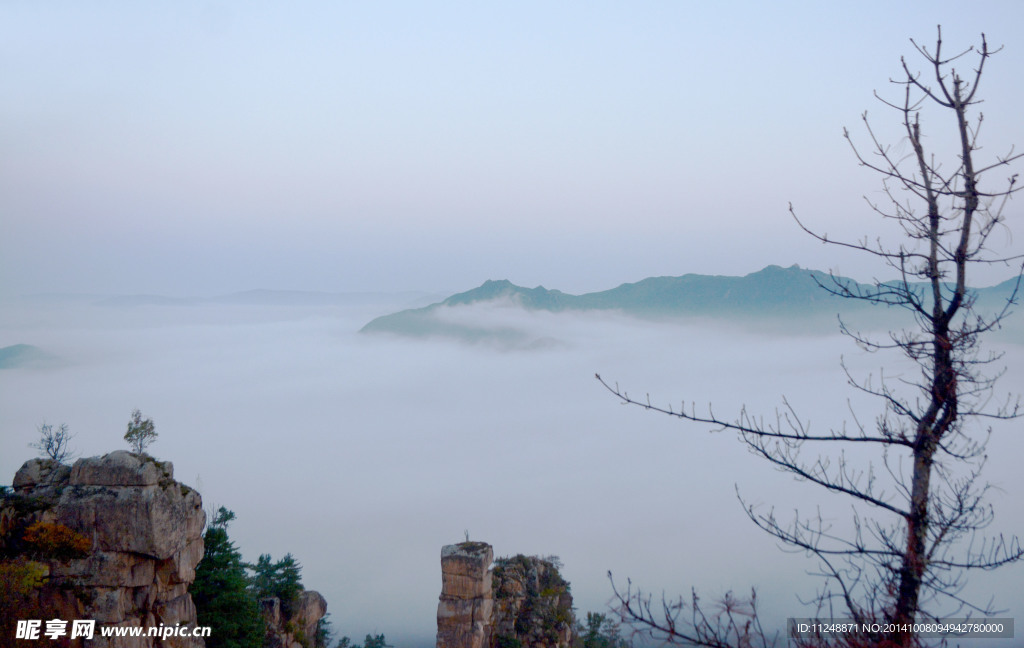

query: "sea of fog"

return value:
[1, 294, 1022, 647]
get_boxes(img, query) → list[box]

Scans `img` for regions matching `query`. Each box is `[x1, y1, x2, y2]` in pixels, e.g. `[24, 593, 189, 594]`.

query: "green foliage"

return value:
[250, 552, 304, 618]
[0, 485, 56, 513]
[210, 506, 237, 529]
[124, 408, 158, 454]
[194, 506, 325, 648]
[456, 540, 491, 553]
[192, 511, 265, 648]
[495, 635, 523, 648]
[334, 633, 390, 648]
[363, 633, 390, 648]
[315, 613, 333, 648]
[579, 612, 627, 648]
[493, 554, 575, 644]
[493, 553, 534, 576]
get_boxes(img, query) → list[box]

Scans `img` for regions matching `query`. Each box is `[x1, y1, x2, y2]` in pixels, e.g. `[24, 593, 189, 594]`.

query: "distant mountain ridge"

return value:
[360, 265, 1020, 339]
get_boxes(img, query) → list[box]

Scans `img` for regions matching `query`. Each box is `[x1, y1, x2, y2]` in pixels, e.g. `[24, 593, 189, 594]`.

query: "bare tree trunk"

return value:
[601, 27, 1023, 648]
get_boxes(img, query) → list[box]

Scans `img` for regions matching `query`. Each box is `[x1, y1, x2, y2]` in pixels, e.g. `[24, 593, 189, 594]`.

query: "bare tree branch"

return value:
[602, 26, 1022, 648]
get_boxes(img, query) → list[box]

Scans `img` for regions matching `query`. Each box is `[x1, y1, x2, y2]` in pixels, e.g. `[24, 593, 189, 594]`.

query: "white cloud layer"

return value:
[2, 297, 1021, 645]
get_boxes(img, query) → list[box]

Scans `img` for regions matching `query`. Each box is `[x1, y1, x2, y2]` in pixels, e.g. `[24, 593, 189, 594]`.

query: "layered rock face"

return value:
[1, 452, 206, 647]
[261, 590, 328, 648]
[437, 542, 494, 648]
[491, 555, 574, 648]
[435, 543, 575, 648]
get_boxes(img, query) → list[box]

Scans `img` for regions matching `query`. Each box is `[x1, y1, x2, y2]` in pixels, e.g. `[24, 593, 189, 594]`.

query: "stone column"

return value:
[436, 542, 494, 648]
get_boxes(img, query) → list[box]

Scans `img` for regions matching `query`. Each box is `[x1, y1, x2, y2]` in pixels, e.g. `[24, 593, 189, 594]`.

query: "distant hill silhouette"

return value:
[0, 344, 51, 369]
[360, 265, 1020, 341]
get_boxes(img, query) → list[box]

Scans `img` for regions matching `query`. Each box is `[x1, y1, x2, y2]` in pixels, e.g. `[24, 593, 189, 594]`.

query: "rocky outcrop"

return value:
[491, 555, 574, 648]
[261, 590, 328, 648]
[435, 543, 575, 648]
[1, 452, 206, 647]
[437, 542, 495, 648]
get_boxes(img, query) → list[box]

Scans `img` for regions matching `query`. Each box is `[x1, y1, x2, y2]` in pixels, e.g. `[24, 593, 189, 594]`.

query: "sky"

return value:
[3, 1, 1024, 298]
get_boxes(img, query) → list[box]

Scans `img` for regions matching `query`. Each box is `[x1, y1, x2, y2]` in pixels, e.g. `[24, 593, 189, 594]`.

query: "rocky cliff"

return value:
[0, 451, 206, 647]
[260, 590, 329, 648]
[436, 542, 575, 648]
[491, 554, 574, 648]
[437, 542, 494, 648]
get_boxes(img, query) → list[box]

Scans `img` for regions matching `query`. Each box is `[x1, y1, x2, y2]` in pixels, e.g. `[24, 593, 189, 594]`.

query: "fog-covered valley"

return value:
[2, 293, 1022, 646]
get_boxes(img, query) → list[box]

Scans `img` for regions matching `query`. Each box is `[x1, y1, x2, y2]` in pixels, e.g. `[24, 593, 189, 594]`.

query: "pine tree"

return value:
[192, 508, 265, 648]
[251, 552, 304, 618]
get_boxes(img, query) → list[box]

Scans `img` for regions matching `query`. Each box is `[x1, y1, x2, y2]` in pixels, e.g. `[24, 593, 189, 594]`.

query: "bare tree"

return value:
[606, 582, 776, 648]
[597, 27, 1022, 648]
[29, 421, 76, 463]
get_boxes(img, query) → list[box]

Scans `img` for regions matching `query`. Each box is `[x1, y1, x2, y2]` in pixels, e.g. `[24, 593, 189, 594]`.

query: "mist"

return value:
[2, 295, 1022, 646]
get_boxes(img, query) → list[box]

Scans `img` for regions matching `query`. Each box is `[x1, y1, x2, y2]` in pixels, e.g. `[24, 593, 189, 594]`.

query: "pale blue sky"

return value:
[3, 1, 1023, 296]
